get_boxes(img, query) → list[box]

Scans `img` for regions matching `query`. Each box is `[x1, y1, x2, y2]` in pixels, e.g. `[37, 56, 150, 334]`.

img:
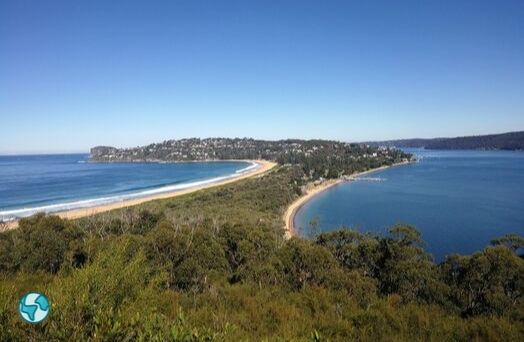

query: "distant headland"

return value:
[90, 138, 412, 180]
[366, 131, 524, 150]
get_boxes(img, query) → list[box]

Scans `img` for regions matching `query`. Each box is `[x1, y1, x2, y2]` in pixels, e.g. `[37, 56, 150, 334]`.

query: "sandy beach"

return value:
[5, 160, 276, 230]
[283, 160, 413, 239]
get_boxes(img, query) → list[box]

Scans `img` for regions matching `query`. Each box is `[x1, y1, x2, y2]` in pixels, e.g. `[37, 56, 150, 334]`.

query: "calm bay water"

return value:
[294, 149, 524, 261]
[0, 154, 252, 221]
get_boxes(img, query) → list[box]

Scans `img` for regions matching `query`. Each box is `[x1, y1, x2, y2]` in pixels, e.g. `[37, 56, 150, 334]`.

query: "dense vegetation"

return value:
[1, 166, 522, 341]
[91, 138, 410, 180]
[369, 131, 524, 150]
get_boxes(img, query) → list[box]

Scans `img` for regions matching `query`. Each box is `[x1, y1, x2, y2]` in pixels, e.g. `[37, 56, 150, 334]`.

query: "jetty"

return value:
[352, 177, 385, 182]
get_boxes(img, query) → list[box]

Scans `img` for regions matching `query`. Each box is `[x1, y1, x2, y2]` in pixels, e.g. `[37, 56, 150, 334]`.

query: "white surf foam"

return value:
[235, 162, 258, 173]
[0, 161, 260, 221]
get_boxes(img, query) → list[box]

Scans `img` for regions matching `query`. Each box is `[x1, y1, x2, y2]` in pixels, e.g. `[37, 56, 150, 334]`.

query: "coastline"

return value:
[4, 160, 276, 230]
[283, 160, 413, 239]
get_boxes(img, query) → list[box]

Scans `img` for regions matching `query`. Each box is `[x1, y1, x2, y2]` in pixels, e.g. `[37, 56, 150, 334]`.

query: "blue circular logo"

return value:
[18, 292, 50, 324]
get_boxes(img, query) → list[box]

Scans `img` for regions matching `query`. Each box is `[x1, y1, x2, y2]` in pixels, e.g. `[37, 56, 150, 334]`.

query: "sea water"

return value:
[294, 149, 524, 261]
[0, 154, 253, 221]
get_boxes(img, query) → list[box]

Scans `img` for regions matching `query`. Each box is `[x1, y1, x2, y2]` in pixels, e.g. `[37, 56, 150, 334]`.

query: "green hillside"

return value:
[1, 166, 523, 341]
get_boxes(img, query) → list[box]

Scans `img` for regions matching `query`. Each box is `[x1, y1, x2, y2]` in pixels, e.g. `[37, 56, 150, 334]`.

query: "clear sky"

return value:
[1, 0, 523, 153]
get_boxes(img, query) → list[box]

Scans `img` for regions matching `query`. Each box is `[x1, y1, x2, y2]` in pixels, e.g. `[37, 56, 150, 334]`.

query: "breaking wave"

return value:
[0, 161, 259, 221]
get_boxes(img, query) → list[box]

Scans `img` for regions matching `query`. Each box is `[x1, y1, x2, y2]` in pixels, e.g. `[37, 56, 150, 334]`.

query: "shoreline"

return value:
[4, 160, 276, 230]
[283, 160, 413, 239]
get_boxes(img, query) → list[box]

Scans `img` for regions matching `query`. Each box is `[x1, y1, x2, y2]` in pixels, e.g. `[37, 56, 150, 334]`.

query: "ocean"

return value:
[0, 154, 253, 221]
[294, 149, 524, 261]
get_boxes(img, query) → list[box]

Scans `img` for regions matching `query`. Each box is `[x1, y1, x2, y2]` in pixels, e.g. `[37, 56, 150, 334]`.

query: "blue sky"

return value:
[1, 0, 523, 153]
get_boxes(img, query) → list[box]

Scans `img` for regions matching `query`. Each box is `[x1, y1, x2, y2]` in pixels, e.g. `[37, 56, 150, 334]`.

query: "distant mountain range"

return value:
[366, 131, 524, 151]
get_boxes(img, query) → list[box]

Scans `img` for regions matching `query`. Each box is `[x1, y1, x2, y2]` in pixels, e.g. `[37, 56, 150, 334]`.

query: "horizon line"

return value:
[2, 129, 522, 155]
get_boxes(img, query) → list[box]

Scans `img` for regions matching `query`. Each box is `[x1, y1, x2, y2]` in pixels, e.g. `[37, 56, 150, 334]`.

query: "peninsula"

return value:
[3, 138, 410, 229]
[91, 138, 411, 180]
[90, 137, 413, 238]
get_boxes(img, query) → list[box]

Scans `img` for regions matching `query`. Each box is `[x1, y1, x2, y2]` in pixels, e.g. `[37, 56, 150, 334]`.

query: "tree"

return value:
[145, 224, 228, 291]
[6, 214, 82, 273]
[491, 234, 524, 254]
[376, 225, 447, 304]
[308, 217, 321, 238]
[388, 224, 423, 248]
[218, 223, 276, 283]
[316, 229, 381, 277]
[441, 246, 524, 316]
